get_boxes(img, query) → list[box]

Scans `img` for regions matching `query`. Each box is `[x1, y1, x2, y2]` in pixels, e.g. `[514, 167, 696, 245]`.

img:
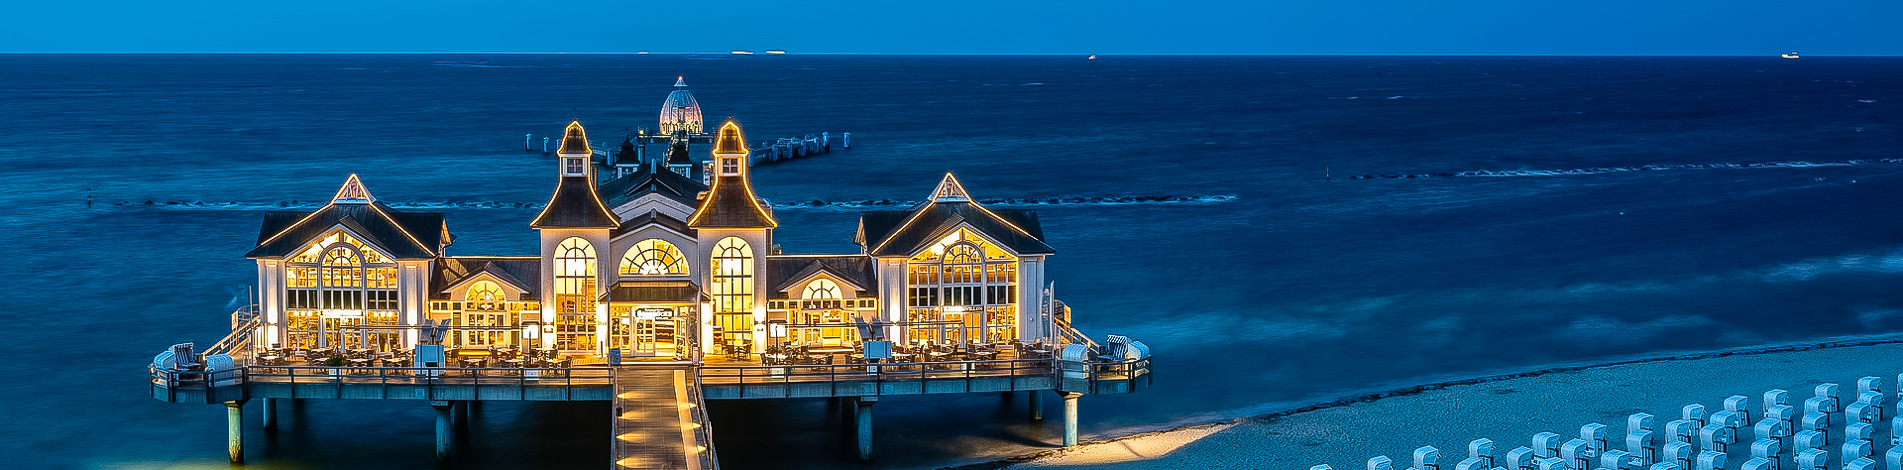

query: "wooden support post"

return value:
[1062, 392, 1083, 447]
[433, 401, 453, 463]
[1030, 390, 1044, 421]
[856, 397, 877, 461]
[260, 397, 277, 433]
[224, 400, 246, 463]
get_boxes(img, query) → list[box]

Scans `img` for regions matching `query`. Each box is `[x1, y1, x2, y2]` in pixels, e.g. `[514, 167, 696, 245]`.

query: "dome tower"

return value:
[659, 76, 703, 136]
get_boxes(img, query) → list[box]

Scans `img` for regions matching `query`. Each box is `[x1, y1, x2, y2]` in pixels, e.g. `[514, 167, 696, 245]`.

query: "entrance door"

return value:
[612, 308, 677, 356]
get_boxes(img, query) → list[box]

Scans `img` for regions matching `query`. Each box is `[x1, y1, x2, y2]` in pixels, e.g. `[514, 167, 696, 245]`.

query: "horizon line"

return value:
[3, 51, 1900, 57]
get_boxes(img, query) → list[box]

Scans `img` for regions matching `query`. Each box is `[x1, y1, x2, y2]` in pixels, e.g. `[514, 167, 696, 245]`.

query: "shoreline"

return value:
[947, 334, 1903, 470]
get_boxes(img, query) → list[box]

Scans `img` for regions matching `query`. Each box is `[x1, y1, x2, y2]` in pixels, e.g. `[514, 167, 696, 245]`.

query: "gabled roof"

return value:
[763, 255, 877, 298]
[599, 163, 705, 210]
[530, 176, 619, 228]
[856, 173, 1054, 257]
[611, 209, 696, 239]
[687, 119, 778, 228]
[248, 177, 447, 259]
[431, 257, 540, 300]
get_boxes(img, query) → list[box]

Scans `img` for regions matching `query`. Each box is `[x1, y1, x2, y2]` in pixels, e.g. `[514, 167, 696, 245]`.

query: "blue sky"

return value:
[3, 0, 1898, 55]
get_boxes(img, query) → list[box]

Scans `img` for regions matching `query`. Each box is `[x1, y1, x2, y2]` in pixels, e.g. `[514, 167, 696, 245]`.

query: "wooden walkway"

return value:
[611, 366, 714, 470]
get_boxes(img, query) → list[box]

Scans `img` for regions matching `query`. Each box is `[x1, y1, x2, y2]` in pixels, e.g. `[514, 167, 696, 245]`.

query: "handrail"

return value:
[1053, 316, 1102, 354]
[150, 356, 1153, 401]
[202, 304, 262, 359]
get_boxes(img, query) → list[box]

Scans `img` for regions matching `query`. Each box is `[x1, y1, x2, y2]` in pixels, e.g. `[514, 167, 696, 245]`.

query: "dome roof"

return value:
[659, 76, 703, 135]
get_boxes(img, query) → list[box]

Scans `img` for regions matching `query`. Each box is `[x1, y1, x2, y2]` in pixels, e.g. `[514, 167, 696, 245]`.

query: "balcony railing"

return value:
[150, 355, 1153, 403]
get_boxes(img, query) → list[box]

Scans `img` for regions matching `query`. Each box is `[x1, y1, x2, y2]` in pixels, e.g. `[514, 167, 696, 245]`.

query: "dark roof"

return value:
[612, 209, 696, 238]
[599, 164, 705, 209]
[713, 119, 746, 154]
[601, 280, 707, 302]
[857, 202, 1053, 257]
[248, 201, 447, 259]
[530, 176, 618, 228]
[614, 138, 639, 167]
[666, 141, 691, 165]
[557, 120, 591, 155]
[687, 174, 777, 228]
[763, 255, 877, 298]
[431, 257, 541, 300]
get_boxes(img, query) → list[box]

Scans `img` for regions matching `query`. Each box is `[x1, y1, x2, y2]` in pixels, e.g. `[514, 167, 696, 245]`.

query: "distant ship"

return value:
[1782, 52, 1800, 59]
[1088, 54, 1097, 60]
[732, 50, 754, 55]
[766, 50, 787, 55]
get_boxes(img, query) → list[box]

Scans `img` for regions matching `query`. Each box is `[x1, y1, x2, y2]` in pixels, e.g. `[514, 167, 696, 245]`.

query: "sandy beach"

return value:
[971, 337, 1903, 470]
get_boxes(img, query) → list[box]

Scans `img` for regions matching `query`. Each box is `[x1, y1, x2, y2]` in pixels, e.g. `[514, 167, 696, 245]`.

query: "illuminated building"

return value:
[248, 118, 1057, 358]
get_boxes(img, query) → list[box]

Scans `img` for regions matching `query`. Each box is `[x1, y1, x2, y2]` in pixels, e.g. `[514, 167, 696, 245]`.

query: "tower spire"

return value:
[687, 118, 776, 228]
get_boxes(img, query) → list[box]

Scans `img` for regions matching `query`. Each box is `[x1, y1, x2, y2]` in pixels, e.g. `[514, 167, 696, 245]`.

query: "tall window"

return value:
[554, 237, 598, 352]
[620, 239, 688, 276]
[710, 237, 753, 314]
[905, 228, 1018, 344]
[710, 237, 754, 351]
[283, 231, 398, 349]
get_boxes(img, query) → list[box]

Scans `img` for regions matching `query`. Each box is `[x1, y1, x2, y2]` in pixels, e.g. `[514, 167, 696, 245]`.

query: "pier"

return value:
[149, 306, 1151, 466]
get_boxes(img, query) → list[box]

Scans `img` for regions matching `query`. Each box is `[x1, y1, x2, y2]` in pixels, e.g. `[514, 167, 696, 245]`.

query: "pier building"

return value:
[150, 117, 1152, 467]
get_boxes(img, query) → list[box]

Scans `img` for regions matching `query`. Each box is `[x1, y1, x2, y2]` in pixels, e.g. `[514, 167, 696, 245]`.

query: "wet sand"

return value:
[969, 337, 1903, 470]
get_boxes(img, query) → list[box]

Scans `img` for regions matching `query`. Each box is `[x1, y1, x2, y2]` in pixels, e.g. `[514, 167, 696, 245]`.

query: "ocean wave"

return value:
[108, 194, 1240, 211]
[1348, 158, 1903, 180]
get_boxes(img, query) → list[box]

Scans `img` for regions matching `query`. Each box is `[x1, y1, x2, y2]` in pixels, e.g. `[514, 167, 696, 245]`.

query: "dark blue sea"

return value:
[2, 54, 1900, 469]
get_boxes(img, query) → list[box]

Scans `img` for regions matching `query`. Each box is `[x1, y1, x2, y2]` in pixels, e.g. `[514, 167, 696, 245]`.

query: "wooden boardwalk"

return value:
[612, 366, 715, 470]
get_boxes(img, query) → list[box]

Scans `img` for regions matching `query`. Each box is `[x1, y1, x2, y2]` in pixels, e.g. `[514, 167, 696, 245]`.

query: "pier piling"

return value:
[433, 401, 453, 463]
[1062, 392, 1082, 447]
[225, 400, 246, 464]
[261, 397, 277, 433]
[857, 397, 877, 461]
[1030, 391, 1044, 421]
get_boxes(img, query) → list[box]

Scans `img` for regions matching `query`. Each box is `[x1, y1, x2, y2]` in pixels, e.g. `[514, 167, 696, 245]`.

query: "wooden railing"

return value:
[202, 304, 261, 359]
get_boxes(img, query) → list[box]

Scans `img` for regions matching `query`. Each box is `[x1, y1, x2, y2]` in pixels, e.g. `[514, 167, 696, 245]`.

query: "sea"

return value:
[0, 54, 1899, 469]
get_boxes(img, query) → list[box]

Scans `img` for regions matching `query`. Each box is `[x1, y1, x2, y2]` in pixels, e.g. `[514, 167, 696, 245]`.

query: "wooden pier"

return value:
[149, 338, 1150, 466]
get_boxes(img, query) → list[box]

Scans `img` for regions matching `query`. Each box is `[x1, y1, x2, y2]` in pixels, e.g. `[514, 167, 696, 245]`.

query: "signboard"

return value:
[635, 308, 674, 320]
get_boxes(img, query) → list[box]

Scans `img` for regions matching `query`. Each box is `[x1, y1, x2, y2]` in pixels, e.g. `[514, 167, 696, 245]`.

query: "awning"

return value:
[599, 280, 708, 303]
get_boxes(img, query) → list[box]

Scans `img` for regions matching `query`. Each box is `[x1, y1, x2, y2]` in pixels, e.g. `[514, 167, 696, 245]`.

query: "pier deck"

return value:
[611, 366, 715, 470]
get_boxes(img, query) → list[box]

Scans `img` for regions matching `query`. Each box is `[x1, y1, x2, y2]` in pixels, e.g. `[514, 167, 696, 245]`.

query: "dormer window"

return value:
[719, 157, 740, 176]
[564, 157, 586, 176]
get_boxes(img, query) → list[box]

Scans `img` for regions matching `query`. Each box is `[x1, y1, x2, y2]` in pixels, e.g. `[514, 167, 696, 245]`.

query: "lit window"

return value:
[553, 237, 597, 351]
[619, 239, 688, 276]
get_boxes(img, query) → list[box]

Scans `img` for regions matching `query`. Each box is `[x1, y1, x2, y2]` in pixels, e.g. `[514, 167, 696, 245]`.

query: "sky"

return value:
[2, 0, 1898, 55]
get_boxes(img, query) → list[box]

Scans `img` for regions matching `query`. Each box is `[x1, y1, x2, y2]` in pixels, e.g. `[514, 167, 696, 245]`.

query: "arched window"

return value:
[620, 239, 688, 276]
[461, 280, 511, 347]
[553, 237, 598, 351]
[710, 237, 753, 314]
[905, 228, 1019, 344]
[466, 281, 505, 311]
[283, 230, 400, 350]
[709, 237, 756, 352]
[802, 279, 840, 300]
